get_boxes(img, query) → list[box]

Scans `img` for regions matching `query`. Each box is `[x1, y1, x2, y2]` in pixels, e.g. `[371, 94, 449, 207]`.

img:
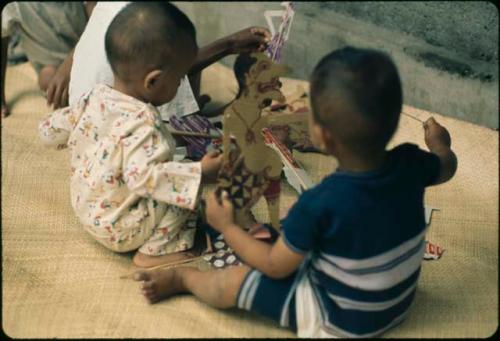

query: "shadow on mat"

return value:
[7, 89, 45, 108]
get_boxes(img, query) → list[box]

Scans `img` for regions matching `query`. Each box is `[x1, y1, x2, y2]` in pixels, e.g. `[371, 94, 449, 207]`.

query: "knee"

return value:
[215, 266, 250, 309]
[214, 275, 232, 308]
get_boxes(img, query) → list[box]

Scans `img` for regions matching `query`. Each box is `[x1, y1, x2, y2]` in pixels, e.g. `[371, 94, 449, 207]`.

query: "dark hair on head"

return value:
[233, 53, 257, 98]
[310, 46, 402, 153]
[105, 2, 197, 80]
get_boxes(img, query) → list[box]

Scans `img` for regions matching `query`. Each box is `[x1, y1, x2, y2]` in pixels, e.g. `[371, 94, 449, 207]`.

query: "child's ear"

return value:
[322, 129, 337, 154]
[143, 69, 163, 91]
[314, 125, 336, 154]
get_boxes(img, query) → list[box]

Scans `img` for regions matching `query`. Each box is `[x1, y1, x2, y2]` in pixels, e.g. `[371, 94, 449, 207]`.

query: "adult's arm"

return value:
[85, 1, 97, 19]
[46, 2, 97, 110]
[188, 27, 271, 76]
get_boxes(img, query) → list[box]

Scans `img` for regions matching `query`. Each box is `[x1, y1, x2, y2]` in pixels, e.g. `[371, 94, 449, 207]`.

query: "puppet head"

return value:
[240, 52, 290, 107]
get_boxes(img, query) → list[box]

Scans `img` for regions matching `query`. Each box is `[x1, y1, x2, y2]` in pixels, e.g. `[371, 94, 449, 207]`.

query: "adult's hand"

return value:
[228, 27, 271, 55]
[46, 54, 73, 109]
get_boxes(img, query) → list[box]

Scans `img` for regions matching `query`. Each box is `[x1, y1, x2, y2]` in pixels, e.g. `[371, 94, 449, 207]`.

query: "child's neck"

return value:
[113, 78, 148, 104]
[336, 149, 387, 173]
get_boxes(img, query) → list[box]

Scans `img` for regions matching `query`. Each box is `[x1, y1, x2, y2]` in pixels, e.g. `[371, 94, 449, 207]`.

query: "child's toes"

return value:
[144, 292, 158, 304]
[134, 270, 151, 282]
[141, 280, 155, 291]
[142, 288, 154, 298]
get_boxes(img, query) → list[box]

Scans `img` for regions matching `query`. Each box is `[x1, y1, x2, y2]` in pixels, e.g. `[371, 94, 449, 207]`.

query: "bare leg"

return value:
[134, 265, 251, 308]
[38, 65, 57, 92]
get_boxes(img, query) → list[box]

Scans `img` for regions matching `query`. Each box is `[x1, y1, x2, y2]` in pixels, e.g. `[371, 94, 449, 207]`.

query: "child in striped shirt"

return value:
[134, 46, 457, 338]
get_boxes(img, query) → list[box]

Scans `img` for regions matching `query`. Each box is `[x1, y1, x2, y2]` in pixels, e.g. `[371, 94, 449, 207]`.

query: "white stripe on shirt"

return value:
[312, 241, 426, 291]
[320, 228, 427, 271]
[311, 282, 413, 338]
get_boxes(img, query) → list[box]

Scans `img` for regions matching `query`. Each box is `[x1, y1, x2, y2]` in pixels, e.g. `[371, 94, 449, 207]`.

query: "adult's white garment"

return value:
[69, 1, 198, 120]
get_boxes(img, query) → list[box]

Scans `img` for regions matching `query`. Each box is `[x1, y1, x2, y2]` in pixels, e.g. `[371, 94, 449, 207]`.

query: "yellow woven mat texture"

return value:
[2, 62, 498, 338]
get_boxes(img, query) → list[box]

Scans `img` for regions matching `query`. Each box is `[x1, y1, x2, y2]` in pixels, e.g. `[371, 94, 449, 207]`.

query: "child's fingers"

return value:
[208, 149, 221, 158]
[206, 191, 221, 208]
[221, 191, 233, 210]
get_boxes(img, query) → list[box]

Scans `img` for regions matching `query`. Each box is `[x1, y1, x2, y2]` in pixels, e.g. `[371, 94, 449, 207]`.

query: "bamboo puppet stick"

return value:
[120, 232, 215, 280]
[168, 129, 221, 139]
[402, 111, 426, 123]
[119, 253, 216, 280]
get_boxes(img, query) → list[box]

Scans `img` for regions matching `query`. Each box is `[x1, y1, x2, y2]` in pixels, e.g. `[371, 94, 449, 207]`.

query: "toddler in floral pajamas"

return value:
[38, 2, 222, 268]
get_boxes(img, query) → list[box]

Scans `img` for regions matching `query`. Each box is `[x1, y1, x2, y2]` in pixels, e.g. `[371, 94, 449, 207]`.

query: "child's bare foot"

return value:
[133, 250, 196, 268]
[134, 268, 186, 304]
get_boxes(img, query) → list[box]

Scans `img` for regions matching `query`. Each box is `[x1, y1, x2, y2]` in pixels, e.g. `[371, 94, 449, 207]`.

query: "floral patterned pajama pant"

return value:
[86, 199, 199, 256]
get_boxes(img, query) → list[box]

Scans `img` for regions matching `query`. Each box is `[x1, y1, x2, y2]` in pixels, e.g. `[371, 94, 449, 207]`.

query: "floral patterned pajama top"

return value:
[38, 84, 202, 254]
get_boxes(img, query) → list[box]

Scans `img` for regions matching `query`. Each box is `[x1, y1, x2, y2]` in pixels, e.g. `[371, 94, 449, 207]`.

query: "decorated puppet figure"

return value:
[216, 52, 289, 233]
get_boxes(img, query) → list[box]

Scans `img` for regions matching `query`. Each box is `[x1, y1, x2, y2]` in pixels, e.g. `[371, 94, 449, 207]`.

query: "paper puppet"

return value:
[216, 52, 290, 232]
[267, 85, 316, 152]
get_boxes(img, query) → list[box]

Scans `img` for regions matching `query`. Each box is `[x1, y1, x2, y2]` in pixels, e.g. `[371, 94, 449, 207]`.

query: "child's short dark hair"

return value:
[105, 2, 197, 80]
[310, 47, 402, 154]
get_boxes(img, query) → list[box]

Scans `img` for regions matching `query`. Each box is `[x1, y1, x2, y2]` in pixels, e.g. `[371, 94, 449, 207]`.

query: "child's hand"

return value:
[424, 117, 452, 151]
[228, 27, 271, 54]
[206, 191, 234, 233]
[201, 150, 223, 183]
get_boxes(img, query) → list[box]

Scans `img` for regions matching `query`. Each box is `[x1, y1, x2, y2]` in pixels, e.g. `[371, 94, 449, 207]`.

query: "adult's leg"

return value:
[135, 265, 251, 308]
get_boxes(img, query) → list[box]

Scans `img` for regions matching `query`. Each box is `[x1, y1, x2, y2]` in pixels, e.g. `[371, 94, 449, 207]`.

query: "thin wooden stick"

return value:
[119, 252, 216, 280]
[120, 233, 215, 280]
[169, 129, 221, 139]
[402, 111, 425, 123]
[206, 233, 213, 253]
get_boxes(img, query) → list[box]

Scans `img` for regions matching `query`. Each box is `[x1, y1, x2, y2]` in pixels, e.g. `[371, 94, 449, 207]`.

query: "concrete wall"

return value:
[173, 1, 499, 129]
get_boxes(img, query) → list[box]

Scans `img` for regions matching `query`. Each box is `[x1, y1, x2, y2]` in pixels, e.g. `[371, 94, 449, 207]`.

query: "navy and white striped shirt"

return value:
[282, 143, 441, 337]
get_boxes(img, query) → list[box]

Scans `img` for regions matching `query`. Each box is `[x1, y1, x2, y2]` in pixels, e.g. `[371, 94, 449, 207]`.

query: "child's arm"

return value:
[423, 118, 457, 185]
[38, 106, 79, 149]
[206, 191, 304, 279]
